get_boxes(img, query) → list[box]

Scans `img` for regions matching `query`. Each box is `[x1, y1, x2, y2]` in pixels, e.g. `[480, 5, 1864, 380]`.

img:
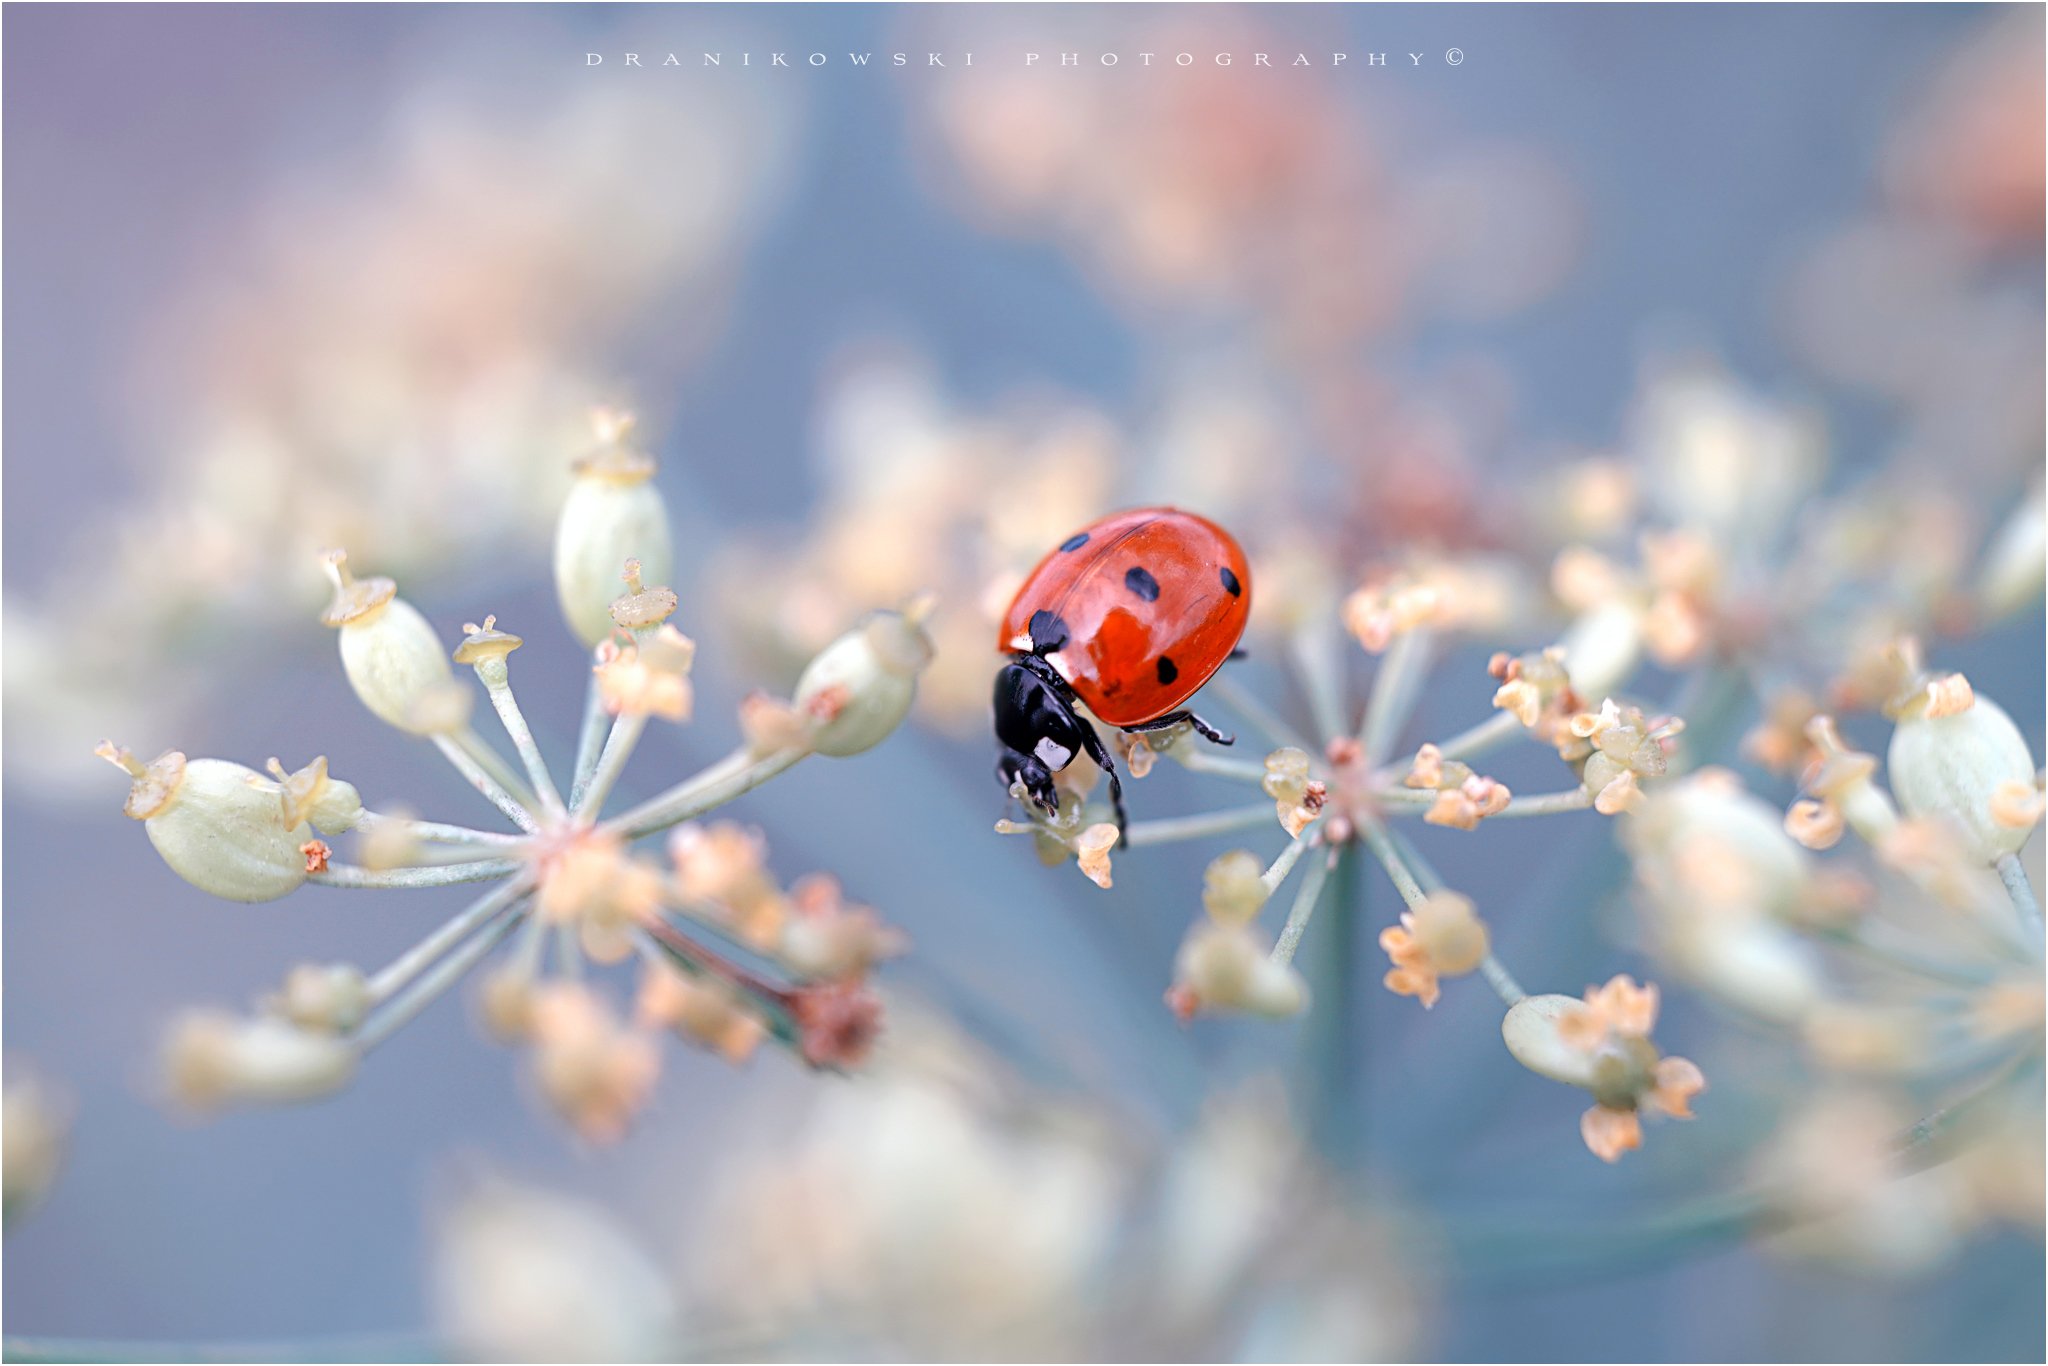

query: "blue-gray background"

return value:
[5, 4, 2042, 1361]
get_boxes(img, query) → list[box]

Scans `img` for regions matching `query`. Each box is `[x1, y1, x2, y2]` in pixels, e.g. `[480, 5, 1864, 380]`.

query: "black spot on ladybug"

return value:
[1028, 610, 1070, 653]
[1220, 566, 1242, 597]
[1156, 655, 1179, 686]
[1125, 566, 1161, 602]
[1059, 531, 1090, 552]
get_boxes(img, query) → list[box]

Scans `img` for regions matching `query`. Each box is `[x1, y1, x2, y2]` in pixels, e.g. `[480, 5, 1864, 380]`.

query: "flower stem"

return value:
[1490, 788, 1594, 818]
[481, 676, 567, 820]
[354, 903, 526, 1053]
[607, 745, 809, 840]
[1272, 845, 1334, 967]
[353, 811, 525, 847]
[1207, 673, 1316, 756]
[571, 650, 610, 798]
[1356, 809, 1427, 909]
[431, 734, 540, 833]
[366, 879, 534, 1005]
[1290, 622, 1349, 744]
[1994, 853, 2042, 940]
[1174, 749, 1274, 784]
[1426, 709, 1522, 766]
[453, 727, 539, 810]
[1262, 831, 1316, 895]
[1298, 846, 1363, 1164]
[1124, 803, 1278, 847]
[1357, 628, 1433, 766]
[573, 712, 647, 818]
[310, 859, 521, 890]
[1479, 954, 1526, 1006]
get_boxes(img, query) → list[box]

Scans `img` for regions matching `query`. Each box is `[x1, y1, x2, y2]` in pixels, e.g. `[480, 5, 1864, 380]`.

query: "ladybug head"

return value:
[992, 658, 1086, 816]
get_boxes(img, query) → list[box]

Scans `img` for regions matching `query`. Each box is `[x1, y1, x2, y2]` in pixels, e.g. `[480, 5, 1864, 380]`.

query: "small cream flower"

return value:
[637, 965, 766, 1064]
[529, 984, 660, 1143]
[593, 625, 697, 721]
[3, 1069, 69, 1227]
[1488, 648, 1579, 740]
[670, 822, 786, 949]
[1424, 775, 1512, 831]
[271, 963, 370, 1033]
[164, 1010, 358, 1111]
[1074, 824, 1119, 889]
[1378, 892, 1490, 1008]
[779, 874, 909, 981]
[1201, 851, 1268, 928]
[1502, 985, 1704, 1164]
[538, 834, 664, 964]
[1261, 747, 1325, 837]
[1784, 798, 1846, 851]
[1166, 922, 1307, 1021]
[1567, 699, 1682, 815]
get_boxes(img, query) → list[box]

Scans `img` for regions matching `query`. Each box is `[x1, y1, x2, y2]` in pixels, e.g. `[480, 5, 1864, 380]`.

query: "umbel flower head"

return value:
[103, 410, 929, 1140]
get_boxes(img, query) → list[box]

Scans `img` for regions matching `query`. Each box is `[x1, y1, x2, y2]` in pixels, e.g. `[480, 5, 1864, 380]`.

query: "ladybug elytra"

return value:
[993, 507, 1252, 844]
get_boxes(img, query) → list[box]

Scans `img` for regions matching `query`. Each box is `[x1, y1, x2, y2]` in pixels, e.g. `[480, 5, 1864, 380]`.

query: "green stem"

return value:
[1272, 845, 1334, 967]
[354, 905, 525, 1053]
[1298, 846, 1362, 1165]
[1355, 809, 1427, 909]
[1995, 852, 2043, 941]
[1124, 803, 1278, 847]
[1357, 628, 1433, 765]
[310, 860, 520, 890]
[481, 675, 566, 820]
[1207, 672, 1316, 756]
[573, 712, 647, 819]
[366, 879, 534, 1004]
[606, 746, 809, 840]
[430, 734, 539, 833]
[353, 811, 524, 847]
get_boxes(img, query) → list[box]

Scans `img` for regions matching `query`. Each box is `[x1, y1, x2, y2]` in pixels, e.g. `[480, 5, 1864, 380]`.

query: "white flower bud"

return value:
[1202, 851, 1268, 927]
[1558, 599, 1644, 701]
[554, 417, 673, 649]
[101, 745, 309, 902]
[3, 1069, 69, 1226]
[320, 551, 456, 734]
[1662, 916, 1824, 1025]
[793, 600, 936, 757]
[273, 963, 372, 1033]
[1501, 994, 1600, 1089]
[1974, 491, 2044, 621]
[1629, 771, 1811, 920]
[1172, 923, 1308, 1019]
[164, 1010, 357, 1110]
[1888, 692, 2036, 863]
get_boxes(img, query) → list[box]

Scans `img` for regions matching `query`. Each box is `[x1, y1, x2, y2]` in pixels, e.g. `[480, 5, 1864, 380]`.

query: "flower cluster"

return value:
[104, 413, 930, 1140]
[432, 1023, 1423, 1362]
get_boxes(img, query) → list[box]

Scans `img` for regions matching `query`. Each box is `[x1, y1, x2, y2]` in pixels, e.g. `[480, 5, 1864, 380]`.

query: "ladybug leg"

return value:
[1076, 724, 1129, 846]
[1123, 711, 1236, 747]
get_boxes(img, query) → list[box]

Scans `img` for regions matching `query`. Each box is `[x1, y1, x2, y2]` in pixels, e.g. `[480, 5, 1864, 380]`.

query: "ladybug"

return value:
[994, 507, 1251, 843]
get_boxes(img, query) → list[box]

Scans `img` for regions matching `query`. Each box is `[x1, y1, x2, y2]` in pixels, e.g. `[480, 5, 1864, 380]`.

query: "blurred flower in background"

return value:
[434, 1017, 1425, 1361]
[4, 23, 798, 791]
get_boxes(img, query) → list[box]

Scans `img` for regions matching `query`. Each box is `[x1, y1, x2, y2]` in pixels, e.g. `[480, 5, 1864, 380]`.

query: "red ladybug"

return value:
[994, 507, 1251, 843]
